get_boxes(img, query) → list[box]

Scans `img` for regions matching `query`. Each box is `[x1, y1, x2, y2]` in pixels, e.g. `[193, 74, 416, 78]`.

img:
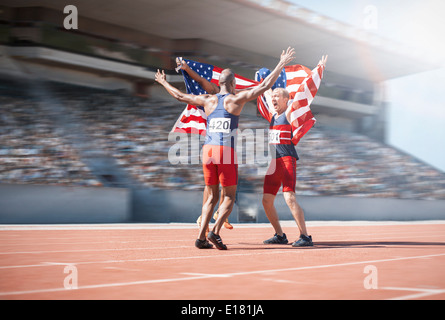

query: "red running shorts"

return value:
[263, 156, 297, 195]
[202, 144, 238, 187]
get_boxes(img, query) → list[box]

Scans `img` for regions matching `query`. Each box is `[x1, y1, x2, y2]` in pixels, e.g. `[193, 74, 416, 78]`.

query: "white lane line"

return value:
[0, 249, 294, 269]
[1, 235, 445, 269]
[1, 228, 444, 249]
[0, 274, 219, 297]
[0, 246, 191, 255]
[181, 273, 232, 278]
[1, 230, 444, 253]
[381, 286, 445, 300]
[0, 239, 193, 247]
[1, 253, 444, 297]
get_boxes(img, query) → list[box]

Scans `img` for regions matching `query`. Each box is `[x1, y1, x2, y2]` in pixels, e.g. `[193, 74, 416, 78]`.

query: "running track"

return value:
[1, 221, 444, 300]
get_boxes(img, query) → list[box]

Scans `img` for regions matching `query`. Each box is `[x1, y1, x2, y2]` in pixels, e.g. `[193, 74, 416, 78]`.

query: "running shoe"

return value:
[292, 234, 313, 247]
[213, 211, 233, 230]
[263, 233, 288, 244]
[195, 238, 213, 249]
[207, 231, 227, 250]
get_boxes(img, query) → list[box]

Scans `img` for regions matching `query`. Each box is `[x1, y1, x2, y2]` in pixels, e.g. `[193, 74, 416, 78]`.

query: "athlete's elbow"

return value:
[256, 78, 274, 93]
[255, 83, 270, 96]
[172, 92, 186, 102]
[208, 87, 219, 95]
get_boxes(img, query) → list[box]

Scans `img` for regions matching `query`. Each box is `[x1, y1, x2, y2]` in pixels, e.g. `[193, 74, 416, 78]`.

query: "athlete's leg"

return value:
[262, 158, 284, 236]
[212, 152, 237, 234]
[199, 145, 220, 240]
[212, 185, 236, 235]
[280, 156, 309, 237]
[212, 187, 224, 221]
[262, 193, 284, 236]
[198, 184, 219, 241]
[197, 187, 222, 230]
[213, 187, 234, 229]
[283, 191, 308, 237]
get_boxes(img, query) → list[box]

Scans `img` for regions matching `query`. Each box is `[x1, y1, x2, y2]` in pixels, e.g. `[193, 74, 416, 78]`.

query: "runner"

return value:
[262, 87, 312, 246]
[258, 55, 327, 247]
[155, 47, 296, 249]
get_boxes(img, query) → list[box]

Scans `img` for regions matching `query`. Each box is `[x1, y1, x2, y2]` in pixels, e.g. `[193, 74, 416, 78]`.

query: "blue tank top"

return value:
[269, 113, 299, 160]
[204, 93, 239, 149]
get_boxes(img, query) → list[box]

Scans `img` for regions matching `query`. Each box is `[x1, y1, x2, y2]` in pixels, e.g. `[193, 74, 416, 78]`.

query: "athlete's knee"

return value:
[262, 193, 275, 207]
[283, 192, 300, 209]
[283, 190, 292, 198]
[224, 194, 236, 201]
[222, 186, 236, 202]
[204, 186, 219, 206]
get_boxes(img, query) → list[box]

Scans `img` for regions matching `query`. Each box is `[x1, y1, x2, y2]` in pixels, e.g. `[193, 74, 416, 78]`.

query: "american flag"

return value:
[171, 59, 258, 135]
[256, 63, 325, 145]
[171, 59, 324, 145]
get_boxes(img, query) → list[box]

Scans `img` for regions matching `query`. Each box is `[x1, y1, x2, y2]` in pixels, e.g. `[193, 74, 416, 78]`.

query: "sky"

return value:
[290, 0, 445, 172]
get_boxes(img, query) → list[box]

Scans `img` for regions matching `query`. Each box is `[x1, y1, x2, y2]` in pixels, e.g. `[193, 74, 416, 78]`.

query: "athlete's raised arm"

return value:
[234, 47, 295, 105]
[155, 69, 211, 106]
[176, 58, 220, 94]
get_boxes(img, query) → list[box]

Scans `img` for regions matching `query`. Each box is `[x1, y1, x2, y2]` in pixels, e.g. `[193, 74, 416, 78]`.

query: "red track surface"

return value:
[1, 221, 444, 300]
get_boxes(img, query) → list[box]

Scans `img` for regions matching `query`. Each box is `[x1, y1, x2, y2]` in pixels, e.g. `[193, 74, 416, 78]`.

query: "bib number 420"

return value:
[208, 118, 231, 133]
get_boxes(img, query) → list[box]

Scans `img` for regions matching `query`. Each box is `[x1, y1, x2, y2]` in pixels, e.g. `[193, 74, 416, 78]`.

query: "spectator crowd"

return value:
[1, 79, 445, 200]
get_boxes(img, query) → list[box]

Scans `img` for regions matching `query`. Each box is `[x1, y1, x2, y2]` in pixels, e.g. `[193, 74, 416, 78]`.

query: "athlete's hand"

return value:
[279, 47, 296, 66]
[176, 57, 189, 71]
[155, 69, 167, 85]
[318, 55, 328, 68]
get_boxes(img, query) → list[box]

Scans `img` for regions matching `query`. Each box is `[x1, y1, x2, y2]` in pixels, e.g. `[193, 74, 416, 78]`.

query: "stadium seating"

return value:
[1, 79, 444, 200]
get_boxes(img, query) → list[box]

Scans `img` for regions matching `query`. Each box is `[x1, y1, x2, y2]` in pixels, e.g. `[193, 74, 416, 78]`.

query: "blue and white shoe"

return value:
[292, 235, 313, 247]
[263, 233, 288, 244]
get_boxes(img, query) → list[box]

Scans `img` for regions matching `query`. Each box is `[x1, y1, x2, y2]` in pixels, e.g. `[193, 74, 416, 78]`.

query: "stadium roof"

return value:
[3, 0, 441, 82]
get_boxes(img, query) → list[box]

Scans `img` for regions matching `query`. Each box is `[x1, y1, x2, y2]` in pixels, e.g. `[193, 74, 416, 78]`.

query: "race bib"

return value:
[208, 118, 231, 133]
[268, 129, 280, 144]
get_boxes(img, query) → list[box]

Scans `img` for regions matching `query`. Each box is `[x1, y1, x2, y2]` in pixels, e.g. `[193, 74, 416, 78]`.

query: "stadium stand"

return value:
[1, 77, 444, 200]
[0, 80, 102, 187]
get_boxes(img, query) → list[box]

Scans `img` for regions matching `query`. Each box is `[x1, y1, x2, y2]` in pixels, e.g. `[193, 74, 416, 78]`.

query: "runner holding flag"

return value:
[258, 55, 327, 247]
[176, 57, 235, 232]
[156, 47, 296, 250]
[172, 53, 327, 247]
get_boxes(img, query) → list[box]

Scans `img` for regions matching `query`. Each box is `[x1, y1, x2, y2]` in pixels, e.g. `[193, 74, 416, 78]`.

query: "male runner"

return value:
[155, 47, 296, 250]
[262, 87, 312, 246]
[262, 55, 327, 246]
[176, 57, 234, 232]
